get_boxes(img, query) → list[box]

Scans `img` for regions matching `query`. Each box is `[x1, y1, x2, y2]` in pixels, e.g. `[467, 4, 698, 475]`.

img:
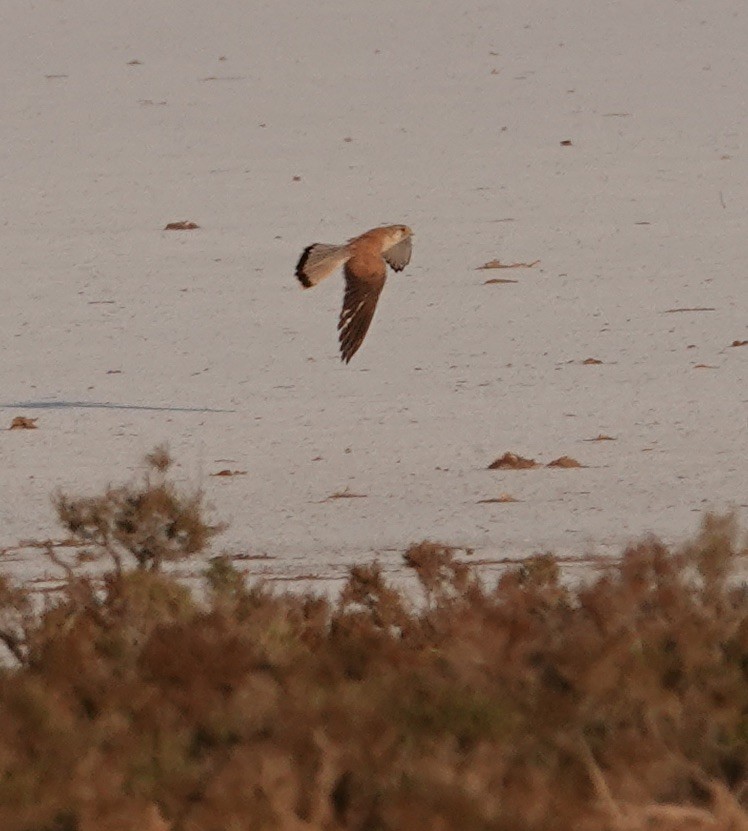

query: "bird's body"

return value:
[295, 224, 413, 363]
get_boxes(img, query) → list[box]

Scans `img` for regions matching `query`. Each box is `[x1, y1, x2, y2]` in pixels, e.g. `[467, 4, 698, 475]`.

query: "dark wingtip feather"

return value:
[295, 245, 314, 287]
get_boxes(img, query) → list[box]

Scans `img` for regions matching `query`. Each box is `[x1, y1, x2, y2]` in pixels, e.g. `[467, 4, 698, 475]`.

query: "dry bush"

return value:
[0, 480, 746, 830]
[53, 445, 221, 573]
[0, 575, 34, 664]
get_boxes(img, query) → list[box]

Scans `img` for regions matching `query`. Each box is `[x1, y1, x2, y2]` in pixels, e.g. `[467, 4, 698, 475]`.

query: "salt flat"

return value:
[1, 0, 746, 585]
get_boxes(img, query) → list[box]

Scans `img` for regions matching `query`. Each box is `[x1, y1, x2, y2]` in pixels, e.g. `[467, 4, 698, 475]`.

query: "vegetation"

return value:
[0, 451, 746, 830]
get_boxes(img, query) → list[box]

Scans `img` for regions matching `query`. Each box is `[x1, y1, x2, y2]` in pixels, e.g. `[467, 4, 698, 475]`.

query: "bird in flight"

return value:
[295, 224, 413, 363]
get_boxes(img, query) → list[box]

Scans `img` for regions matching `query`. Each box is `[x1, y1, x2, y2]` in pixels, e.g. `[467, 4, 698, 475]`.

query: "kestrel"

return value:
[295, 224, 413, 363]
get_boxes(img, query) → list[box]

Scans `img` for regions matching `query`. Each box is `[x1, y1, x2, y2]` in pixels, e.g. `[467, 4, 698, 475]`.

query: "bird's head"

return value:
[384, 224, 413, 246]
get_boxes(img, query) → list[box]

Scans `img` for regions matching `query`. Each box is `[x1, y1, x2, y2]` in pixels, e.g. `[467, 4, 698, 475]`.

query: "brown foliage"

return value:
[546, 455, 583, 468]
[488, 452, 538, 470]
[163, 221, 199, 231]
[0, 498, 747, 828]
[477, 493, 519, 503]
[8, 417, 37, 430]
[53, 446, 220, 573]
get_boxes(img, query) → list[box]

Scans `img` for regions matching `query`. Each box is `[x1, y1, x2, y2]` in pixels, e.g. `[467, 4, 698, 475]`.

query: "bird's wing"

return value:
[338, 257, 387, 363]
[382, 235, 412, 272]
[295, 243, 348, 288]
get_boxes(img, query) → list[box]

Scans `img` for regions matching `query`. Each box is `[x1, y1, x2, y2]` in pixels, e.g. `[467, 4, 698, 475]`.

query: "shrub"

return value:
[0, 453, 746, 829]
[53, 445, 220, 573]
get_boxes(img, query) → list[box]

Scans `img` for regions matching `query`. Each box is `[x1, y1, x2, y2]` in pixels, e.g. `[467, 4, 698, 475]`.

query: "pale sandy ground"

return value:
[1, 0, 746, 589]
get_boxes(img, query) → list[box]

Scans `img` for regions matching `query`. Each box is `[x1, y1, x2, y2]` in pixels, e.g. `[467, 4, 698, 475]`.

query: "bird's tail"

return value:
[295, 243, 349, 288]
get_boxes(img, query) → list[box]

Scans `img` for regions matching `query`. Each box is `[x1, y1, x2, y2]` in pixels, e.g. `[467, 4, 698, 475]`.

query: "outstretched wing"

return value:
[338, 257, 387, 363]
[382, 235, 412, 272]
